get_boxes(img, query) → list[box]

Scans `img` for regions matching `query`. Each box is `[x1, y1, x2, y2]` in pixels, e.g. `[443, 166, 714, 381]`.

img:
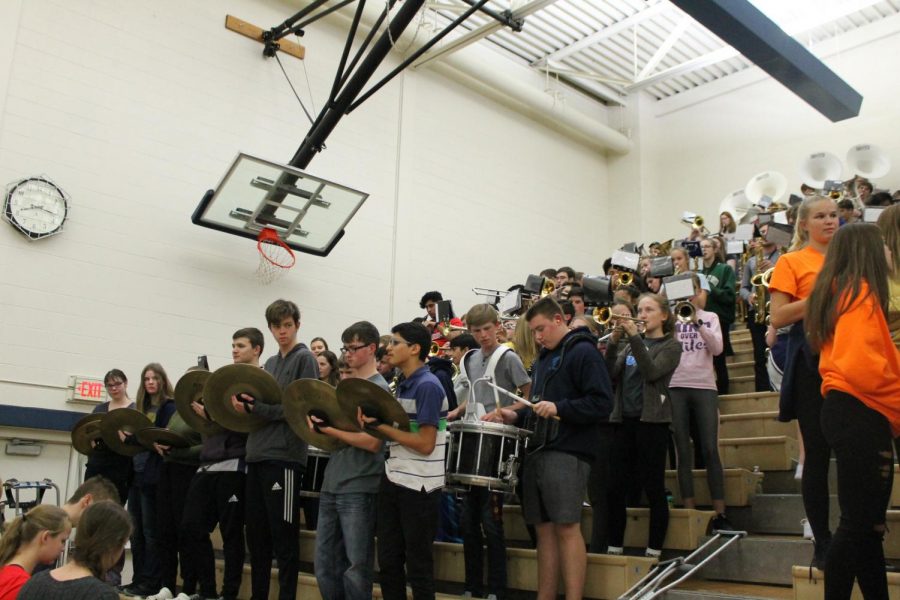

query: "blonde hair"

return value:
[465, 303, 500, 329]
[789, 196, 836, 252]
[512, 315, 538, 371]
[877, 204, 900, 274]
[0, 505, 70, 565]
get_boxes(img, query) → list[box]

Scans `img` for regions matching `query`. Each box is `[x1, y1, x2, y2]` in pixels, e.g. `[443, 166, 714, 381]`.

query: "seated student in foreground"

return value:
[17, 500, 132, 600]
[489, 297, 613, 600]
[0, 505, 70, 600]
[358, 322, 448, 600]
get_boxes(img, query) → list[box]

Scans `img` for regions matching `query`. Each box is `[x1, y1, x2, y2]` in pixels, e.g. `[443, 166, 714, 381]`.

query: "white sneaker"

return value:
[795, 463, 804, 480]
[801, 518, 814, 540]
[173, 594, 192, 600]
[146, 588, 174, 600]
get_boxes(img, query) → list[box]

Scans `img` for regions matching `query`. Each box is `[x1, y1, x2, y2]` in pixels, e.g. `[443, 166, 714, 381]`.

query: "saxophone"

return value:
[749, 243, 767, 324]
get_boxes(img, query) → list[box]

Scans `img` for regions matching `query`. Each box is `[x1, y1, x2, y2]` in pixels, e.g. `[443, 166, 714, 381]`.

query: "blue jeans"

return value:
[315, 492, 377, 600]
[127, 483, 160, 588]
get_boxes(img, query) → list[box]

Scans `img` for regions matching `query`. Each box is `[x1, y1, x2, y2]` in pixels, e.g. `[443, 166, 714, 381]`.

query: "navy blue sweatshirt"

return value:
[516, 328, 613, 463]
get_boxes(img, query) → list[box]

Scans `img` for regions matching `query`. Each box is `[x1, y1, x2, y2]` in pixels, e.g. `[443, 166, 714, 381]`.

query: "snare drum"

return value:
[445, 421, 526, 492]
[299, 447, 330, 498]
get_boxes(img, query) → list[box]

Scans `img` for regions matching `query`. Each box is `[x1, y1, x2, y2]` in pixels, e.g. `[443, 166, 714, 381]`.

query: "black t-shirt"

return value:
[622, 337, 666, 417]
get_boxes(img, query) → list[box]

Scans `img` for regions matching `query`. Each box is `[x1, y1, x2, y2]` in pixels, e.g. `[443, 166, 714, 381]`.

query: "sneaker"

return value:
[801, 518, 814, 540]
[795, 463, 804, 480]
[607, 545, 624, 556]
[123, 583, 158, 598]
[146, 588, 174, 600]
[711, 513, 736, 532]
[645, 547, 662, 558]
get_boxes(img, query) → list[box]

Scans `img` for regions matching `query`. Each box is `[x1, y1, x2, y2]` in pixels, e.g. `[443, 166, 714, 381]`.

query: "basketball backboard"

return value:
[192, 153, 369, 257]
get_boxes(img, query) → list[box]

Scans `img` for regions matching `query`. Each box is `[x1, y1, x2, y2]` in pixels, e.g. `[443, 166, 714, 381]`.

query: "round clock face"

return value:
[4, 178, 68, 239]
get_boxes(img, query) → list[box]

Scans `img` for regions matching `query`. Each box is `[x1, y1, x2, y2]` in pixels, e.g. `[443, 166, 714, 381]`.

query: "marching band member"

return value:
[739, 227, 782, 391]
[668, 275, 732, 530]
[489, 297, 612, 600]
[806, 223, 900, 598]
[451, 304, 531, 600]
[180, 328, 259, 600]
[605, 294, 682, 558]
[309, 321, 389, 600]
[231, 299, 319, 600]
[699, 238, 736, 395]
[769, 196, 839, 569]
[876, 204, 900, 349]
[360, 322, 448, 600]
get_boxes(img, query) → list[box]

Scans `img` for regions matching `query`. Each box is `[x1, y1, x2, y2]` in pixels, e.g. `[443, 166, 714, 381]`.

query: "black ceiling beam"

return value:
[669, 0, 863, 122]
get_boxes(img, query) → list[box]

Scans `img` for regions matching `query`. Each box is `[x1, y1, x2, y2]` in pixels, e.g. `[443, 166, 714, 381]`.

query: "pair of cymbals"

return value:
[201, 364, 282, 433]
[282, 378, 410, 451]
[99, 408, 153, 456]
[71, 414, 104, 456]
[174, 370, 223, 436]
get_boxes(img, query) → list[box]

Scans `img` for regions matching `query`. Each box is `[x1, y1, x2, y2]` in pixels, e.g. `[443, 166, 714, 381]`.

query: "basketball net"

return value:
[255, 228, 296, 284]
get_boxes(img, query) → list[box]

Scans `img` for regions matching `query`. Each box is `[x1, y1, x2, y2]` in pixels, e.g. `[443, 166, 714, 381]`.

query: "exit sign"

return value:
[67, 376, 107, 403]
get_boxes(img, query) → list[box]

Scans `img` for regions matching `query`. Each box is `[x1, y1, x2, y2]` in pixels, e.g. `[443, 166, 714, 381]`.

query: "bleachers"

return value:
[201, 326, 898, 599]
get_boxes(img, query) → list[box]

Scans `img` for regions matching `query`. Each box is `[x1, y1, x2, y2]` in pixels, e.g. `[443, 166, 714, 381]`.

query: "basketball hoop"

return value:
[255, 228, 296, 284]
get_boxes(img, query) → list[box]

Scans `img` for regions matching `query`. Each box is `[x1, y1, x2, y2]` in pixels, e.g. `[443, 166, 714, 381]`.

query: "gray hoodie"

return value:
[245, 343, 320, 464]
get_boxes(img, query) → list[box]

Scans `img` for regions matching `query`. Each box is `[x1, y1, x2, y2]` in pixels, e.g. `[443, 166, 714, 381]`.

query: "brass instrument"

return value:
[592, 306, 646, 327]
[541, 278, 556, 297]
[750, 244, 766, 325]
[674, 301, 696, 324]
[438, 321, 467, 337]
[656, 239, 674, 256]
[617, 272, 634, 288]
[681, 215, 708, 234]
[429, 341, 442, 357]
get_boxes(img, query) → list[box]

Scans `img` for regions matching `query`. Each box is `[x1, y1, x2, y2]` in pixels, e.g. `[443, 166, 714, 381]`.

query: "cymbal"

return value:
[283, 379, 358, 452]
[203, 364, 282, 433]
[136, 427, 191, 449]
[174, 370, 223, 436]
[71, 413, 104, 456]
[100, 408, 153, 457]
[337, 378, 409, 441]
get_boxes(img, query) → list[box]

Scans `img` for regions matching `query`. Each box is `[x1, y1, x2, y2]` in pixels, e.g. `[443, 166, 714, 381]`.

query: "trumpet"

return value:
[592, 306, 646, 327]
[674, 301, 696, 324]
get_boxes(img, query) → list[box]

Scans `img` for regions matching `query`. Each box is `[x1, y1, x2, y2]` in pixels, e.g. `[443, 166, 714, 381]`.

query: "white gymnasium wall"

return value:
[632, 15, 900, 244]
[0, 0, 609, 489]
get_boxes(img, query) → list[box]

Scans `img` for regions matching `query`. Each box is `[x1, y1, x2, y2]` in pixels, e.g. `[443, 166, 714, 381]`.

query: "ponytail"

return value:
[0, 505, 70, 565]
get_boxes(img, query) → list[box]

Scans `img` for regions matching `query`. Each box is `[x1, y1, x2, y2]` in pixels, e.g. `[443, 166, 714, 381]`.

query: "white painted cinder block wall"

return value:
[0, 0, 610, 489]
[629, 14, 900, 244]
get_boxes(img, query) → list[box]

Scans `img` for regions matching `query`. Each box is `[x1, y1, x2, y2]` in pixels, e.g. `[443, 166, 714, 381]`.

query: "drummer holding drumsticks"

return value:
[488, 296, 613, 600]
[447, 303, 531, 600]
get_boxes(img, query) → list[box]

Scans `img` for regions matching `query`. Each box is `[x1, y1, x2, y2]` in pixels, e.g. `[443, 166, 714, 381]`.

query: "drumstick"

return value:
[473, 377, 560, 420]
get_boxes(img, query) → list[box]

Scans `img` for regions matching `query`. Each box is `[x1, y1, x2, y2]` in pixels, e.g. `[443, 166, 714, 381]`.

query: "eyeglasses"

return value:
[388, 339, 410, 346]
[340, 344, 369, 354]
[106, 381, 124, 389]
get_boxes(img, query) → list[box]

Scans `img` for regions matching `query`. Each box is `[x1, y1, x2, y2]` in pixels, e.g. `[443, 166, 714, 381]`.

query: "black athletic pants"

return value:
[821, 391, 893, 600]
[712, 324, 731, 395]
[245, 461, 303, 600]
[746, 311, 771, 391]
[587, 424, 615, 553]
[181, 470, 246, 600]
[793, 357, 832, 546]
[156, 462, 198, 595]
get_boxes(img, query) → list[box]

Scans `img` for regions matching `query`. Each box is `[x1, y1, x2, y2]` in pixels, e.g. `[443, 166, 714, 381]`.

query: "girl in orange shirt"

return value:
[768, 195, 838, 568]
[806, 223, 900, 600]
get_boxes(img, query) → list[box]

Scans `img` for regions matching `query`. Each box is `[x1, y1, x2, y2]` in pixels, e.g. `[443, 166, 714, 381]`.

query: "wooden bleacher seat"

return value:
[503, 505, 714, 551]
[728, 375, 757, 395]
[665, 468, 763, 507]
[720, 411, 796, 438]
[726, 360, 755, 379]
[719, 436, 798, 471]
[718, 391, 780, 415]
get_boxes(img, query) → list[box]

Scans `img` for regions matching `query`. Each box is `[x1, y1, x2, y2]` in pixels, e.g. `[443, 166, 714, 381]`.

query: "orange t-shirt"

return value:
[768, 246, 825, 301]
[818, 282, 900, 436]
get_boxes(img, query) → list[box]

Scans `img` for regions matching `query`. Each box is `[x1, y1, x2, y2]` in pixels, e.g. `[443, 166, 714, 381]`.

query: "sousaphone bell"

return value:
[283, 379, 359, 452]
